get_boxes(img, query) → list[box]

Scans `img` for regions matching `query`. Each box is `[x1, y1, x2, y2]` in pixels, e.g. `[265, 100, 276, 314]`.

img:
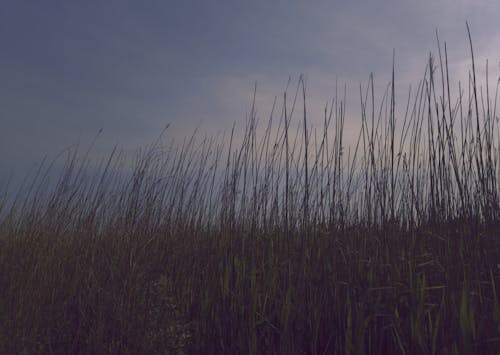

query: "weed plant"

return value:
[0, 29, 499, 354]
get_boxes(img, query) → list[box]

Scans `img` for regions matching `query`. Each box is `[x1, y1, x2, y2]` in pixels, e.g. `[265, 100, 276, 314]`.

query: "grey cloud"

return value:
[1, 0, 498, 183]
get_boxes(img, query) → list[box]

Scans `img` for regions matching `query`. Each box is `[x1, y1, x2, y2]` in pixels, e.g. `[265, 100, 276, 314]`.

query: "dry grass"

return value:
[0, 30, 499, 354]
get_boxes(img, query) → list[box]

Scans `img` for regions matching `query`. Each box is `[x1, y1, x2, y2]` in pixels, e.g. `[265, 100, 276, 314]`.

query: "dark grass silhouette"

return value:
[0, 27, 499, 354]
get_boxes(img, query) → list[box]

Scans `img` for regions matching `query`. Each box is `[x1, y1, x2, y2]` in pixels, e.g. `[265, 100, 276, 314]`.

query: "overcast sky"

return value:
[1, 0, 499, 183]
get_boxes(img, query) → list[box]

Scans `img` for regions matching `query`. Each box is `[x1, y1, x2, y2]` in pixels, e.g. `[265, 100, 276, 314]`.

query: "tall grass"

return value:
[0, 30, 499, 354]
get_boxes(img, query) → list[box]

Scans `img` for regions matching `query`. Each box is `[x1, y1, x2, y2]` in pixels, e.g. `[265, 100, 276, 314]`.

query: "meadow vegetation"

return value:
[0, 30, 499, 354]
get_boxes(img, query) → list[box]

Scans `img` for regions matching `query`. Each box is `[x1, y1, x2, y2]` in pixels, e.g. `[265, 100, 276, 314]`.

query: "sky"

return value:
[1, 0, 499, 186]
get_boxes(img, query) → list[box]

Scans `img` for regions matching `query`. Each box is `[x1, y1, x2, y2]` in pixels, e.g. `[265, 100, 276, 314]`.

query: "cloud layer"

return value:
[1, 0, 499, 181]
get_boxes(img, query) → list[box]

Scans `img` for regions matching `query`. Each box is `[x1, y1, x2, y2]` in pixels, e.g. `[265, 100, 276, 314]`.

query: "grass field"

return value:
[1, 32, 499, 354]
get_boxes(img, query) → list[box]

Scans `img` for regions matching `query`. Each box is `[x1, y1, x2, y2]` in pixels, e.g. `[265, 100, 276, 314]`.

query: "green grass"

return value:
[0, 29, 499, 354]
